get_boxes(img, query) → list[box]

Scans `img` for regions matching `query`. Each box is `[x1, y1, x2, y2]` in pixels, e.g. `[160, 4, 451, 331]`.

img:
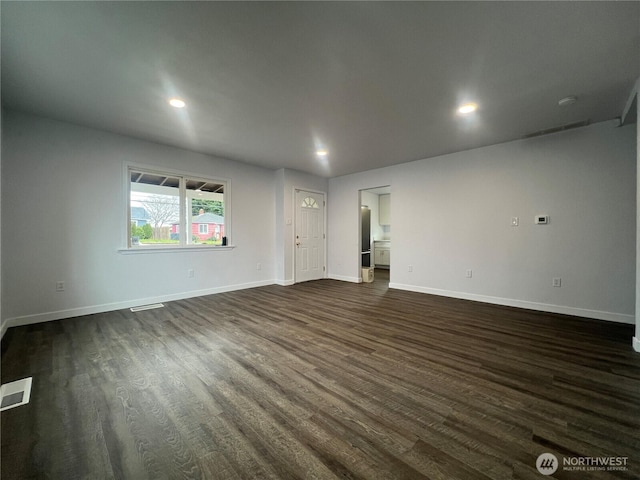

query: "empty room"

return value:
[1, 2, 639, 479]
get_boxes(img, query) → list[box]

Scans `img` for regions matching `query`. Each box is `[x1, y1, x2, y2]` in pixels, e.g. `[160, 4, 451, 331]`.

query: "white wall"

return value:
[0, 109, 3, 336]
[2, 111, 636, 333]
[329, 121, 637, 323]
[328, 166, 397, 283]
[274, 168, 328, 285]
[2, 111, 276, 327]
[636, 82, 640, 350]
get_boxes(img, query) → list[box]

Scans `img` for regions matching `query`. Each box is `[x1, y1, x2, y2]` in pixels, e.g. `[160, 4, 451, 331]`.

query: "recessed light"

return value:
[316, 149, 328, 157]
[168, 98, 186, 108]
[457, 102, 478, 115]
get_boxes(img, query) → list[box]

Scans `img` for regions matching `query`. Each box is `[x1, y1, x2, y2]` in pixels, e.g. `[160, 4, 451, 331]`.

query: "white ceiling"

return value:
[2, 2, 639, 178]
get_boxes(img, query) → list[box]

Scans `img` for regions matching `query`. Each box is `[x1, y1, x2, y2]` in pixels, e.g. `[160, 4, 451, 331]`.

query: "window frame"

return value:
[122, 162, 232, 252]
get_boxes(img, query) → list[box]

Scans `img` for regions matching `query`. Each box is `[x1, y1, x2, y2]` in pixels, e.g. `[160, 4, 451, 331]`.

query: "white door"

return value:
[295, 190, 325, 283]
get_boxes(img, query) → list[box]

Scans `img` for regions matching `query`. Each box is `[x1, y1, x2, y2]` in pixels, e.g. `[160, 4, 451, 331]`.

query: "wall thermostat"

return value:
[535, 215, 549, 224]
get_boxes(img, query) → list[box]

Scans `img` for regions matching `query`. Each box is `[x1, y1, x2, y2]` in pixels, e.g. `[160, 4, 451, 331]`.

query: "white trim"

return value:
[633, 337, 640, 353]
[124, 161, 232, 250]
[123, 160, 132, 248]
[328, 274, 361, 283]
[3, 280, 275, 330]
[359, 185, 392, 274]
[274, 279, 295, 286]
[118, 245, 235, 254]
[389, 283, 635, 324]
[621, 77, 639, 126]
[358, 190, 364, 273]
[0, 320, 9, 340]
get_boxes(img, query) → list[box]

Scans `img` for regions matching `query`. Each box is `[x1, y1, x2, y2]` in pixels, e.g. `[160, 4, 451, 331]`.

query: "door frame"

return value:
[359, 185, 392, 282]
[358, 190, 365, 281]
[292, 187, 327, 283]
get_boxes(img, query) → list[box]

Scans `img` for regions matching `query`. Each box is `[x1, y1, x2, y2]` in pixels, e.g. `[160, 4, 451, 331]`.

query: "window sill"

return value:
[118, 245, 236, 255]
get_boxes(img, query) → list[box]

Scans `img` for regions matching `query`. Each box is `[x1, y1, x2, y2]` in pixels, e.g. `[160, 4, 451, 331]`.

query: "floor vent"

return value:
[0, 377, 32, 412]
[130, 303, 165, 312]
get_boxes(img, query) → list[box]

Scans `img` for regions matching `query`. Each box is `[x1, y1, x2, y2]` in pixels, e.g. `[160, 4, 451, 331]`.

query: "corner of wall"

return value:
[275, 169, 286, 284]
[633, 337, 640, 353]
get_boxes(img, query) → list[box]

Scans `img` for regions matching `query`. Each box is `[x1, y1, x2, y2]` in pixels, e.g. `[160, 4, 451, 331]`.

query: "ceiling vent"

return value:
[522, 119, 590, 139]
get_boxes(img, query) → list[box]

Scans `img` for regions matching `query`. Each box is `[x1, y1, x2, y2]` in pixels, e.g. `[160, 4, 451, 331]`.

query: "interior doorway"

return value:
[359, 186, 391, 285]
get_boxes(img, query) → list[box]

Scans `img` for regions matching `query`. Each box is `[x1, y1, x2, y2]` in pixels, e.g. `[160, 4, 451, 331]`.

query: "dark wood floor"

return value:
[2, 270, 639, 479]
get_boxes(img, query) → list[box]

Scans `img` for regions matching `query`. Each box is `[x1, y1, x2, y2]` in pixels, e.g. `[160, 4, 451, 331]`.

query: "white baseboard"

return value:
[3, 280, 276, 333]
[4, 279, 634, 338]
[274, 279, 295, 286]
[328, 274, 361, 283]
[633, 337, 640, 353]
[388, 283, 635, 324]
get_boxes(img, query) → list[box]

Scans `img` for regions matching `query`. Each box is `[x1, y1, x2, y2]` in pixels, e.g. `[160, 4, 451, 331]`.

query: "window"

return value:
[302, 196, 319, 208]
[128, 166, 227, 248]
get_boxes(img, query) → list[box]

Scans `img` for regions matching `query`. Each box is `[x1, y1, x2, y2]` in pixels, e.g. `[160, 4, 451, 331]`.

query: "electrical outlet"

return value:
[553, 277, 561, 287]
[466, 269, 473, 278]
[256, 263, 262, 270]
[408, 265, 413, 272]
[55, 281, 65, 292]
[188, 269, 194, 278]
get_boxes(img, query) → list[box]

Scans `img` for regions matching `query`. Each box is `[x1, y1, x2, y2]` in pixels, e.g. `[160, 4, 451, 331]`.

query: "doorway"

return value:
[294, 189, 326, 283]
[359, 186, 391, 284]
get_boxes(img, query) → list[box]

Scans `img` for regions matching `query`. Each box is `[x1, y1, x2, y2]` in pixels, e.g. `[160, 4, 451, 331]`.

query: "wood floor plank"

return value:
[2, 270, 639, 479]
